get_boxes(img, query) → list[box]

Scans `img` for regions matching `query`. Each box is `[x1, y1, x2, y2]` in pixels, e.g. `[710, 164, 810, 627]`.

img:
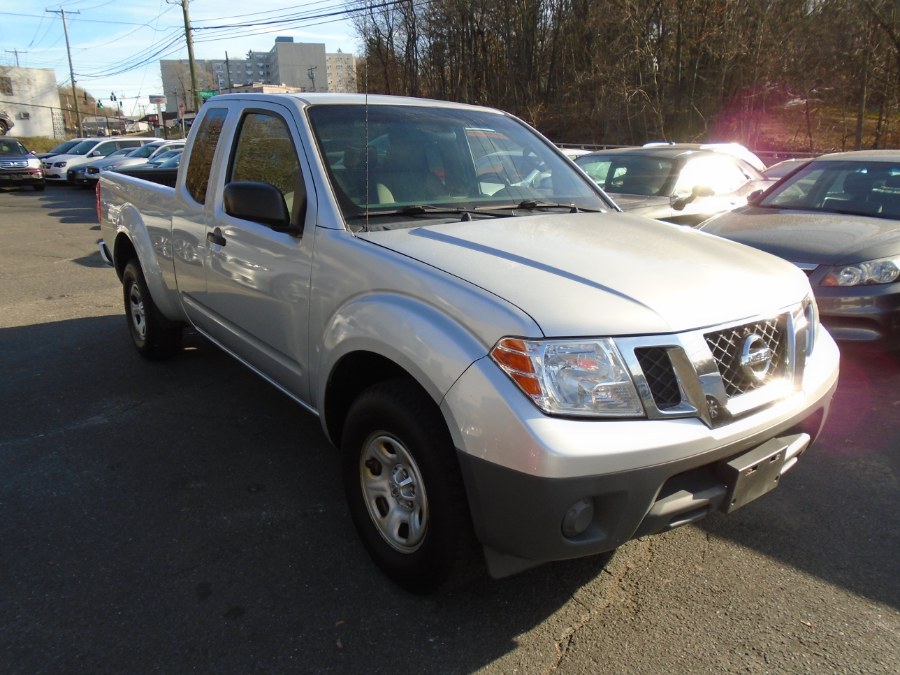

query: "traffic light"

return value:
[110, 92, 117, 102]
[97, 101, 104, 109]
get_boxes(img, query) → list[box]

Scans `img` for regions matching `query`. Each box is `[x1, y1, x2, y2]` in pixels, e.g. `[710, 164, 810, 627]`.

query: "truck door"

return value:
[201, 106, 315, 403]
[172, 106, 228, 328]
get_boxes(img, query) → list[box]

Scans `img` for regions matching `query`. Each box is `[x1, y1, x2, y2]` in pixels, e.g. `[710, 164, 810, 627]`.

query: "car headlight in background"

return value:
[54, 161, 67, 168]
[821, 256, 900, 286]
[491, 337, 645, 417]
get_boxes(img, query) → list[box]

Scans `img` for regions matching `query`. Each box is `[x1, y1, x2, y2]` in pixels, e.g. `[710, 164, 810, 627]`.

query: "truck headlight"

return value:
[27, 158, 42, 169]
[821, 256, 899, 286]
[490, 337, 645, 417]
[803, 294, 818, 356]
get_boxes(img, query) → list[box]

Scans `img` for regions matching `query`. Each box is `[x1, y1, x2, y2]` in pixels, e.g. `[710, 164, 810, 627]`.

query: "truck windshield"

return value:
[307, 104, 611, 227]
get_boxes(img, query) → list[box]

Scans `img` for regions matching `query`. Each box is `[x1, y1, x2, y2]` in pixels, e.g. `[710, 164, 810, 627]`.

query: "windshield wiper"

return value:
[346, 204, 514, 222]
[480, 200, 599, 213]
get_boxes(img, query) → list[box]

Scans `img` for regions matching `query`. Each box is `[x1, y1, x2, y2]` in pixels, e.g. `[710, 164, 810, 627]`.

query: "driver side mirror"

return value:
[223, 181, 298, 233]
[672, 185, 714, 211]
[747, 189, 765, 205]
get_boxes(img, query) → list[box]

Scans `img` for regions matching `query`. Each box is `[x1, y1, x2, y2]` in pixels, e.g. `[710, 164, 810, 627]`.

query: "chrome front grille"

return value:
[705, 317, 786, 398]
[634, 347, 681, 410]
[0, 159, 28, 169]
[618, 304, 810, 428]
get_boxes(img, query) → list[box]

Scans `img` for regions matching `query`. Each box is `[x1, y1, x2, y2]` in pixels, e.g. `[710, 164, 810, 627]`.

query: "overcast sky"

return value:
[0, 0, 360, 116]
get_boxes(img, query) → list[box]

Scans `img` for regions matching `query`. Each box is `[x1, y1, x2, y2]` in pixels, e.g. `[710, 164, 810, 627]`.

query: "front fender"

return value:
[317, 291, 502, 414]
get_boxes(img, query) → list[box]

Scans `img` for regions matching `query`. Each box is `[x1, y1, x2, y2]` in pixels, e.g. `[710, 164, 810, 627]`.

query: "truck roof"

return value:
[206, 92, 504, 114]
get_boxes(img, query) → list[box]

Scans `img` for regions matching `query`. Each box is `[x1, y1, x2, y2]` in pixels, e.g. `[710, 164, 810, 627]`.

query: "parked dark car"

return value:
[0, 138, 45, 191]
[574, 146, 767, 225]
[700, 150, 900, 348]
[35, 138, 86, 160]
[67, 147, 140, 186]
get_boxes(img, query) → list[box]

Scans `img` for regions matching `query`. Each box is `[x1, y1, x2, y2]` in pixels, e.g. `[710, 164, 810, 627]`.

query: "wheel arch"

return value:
[316, 292, 498, 449]
[322, 351, 422, 448]
[113, 231, 137, 280]
[110, 214, 184, 322]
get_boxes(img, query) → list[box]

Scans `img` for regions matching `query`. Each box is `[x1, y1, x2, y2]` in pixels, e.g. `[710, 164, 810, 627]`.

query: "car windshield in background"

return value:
[307, 104, 610, 227]
[0, 139, 29, 156]
[575, 155, 675, 196]
[46, 139, 81, 155]
[128, 144, 164, 159]
[67, 140, 100, 156]
[760, 159, 900, 219]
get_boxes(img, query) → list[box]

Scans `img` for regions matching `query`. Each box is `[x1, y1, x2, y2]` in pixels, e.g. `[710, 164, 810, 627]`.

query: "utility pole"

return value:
[48, 8, 83, 136]
[225, 52, 232, 91]
[168, 0, 200, 112]
[4, 49, 26, 66]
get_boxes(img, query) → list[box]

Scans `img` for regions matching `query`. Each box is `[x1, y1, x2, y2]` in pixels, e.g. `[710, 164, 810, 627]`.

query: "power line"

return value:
[4, 1, 384, 89]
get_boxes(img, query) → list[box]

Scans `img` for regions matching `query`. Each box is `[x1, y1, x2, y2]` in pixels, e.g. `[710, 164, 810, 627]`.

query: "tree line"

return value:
[351, 0, 900, 151]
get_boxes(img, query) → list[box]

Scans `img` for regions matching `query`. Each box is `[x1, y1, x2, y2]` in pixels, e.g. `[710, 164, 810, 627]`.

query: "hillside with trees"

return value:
[351, 0, 900, 152]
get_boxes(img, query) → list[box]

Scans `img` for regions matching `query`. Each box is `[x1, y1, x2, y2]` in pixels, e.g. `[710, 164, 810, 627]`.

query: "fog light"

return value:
[562, 498, 594, 538]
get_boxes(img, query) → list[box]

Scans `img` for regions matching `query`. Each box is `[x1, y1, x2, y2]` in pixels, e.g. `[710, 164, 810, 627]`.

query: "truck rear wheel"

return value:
[122, 260, 182, 360]
[341, 379, 480, 594]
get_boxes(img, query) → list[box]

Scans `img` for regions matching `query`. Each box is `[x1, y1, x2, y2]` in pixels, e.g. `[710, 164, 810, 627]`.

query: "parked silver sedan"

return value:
[700, 150, 900, 349]
[574, 146, 767, 225]
[66, 147, 139, 186]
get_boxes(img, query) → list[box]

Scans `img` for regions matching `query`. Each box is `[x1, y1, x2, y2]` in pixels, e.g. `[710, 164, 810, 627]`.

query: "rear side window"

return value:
[185, 107, 227, 204]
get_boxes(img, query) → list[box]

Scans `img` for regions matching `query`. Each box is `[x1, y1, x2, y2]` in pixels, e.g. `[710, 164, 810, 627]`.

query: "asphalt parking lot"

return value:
[1, 184, 898, 674]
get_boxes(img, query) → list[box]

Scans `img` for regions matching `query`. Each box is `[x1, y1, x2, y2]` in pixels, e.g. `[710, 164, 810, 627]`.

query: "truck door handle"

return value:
[207, 228, 226, 246]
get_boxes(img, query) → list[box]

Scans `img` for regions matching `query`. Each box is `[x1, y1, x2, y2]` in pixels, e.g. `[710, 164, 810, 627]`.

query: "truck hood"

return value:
[360, 212, 810, 337]
[699, 206, 900, 265]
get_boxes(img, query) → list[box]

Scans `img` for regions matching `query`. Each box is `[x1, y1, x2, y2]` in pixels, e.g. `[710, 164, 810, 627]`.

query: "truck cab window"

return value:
[185, 107, 227, 204]
[230, 112, 305, 227]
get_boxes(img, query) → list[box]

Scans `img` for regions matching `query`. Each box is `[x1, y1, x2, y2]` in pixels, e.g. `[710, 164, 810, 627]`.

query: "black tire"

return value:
[122, 260, 182, 360]
[342, 379, 481, 594]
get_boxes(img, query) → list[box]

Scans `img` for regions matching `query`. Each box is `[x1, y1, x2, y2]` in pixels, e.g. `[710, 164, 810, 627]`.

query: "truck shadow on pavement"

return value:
[1, 316, 609, 673]
[698, 345, 900, 611]
[38, 183, 99, 226]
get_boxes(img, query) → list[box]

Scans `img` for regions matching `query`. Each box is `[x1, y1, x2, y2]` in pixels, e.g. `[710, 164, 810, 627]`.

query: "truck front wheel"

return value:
[341, 379, 479, 593]
[122, 260, 182, 360]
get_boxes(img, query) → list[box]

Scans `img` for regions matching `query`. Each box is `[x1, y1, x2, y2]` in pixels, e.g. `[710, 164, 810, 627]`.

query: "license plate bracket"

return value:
[715, 435, 802, 513]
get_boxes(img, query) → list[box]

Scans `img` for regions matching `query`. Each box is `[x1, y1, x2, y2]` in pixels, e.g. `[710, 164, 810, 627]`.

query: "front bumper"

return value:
[813, 282, 900, 348]
[443, 322, 840, 578]
[41, 164, 68, 180]
[0, 169, 44, 187]
[67, 168, 96, 185]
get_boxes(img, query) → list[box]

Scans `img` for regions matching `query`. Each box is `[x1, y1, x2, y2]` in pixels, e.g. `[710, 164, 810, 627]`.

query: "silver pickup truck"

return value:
[98, 93, 839, 593]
